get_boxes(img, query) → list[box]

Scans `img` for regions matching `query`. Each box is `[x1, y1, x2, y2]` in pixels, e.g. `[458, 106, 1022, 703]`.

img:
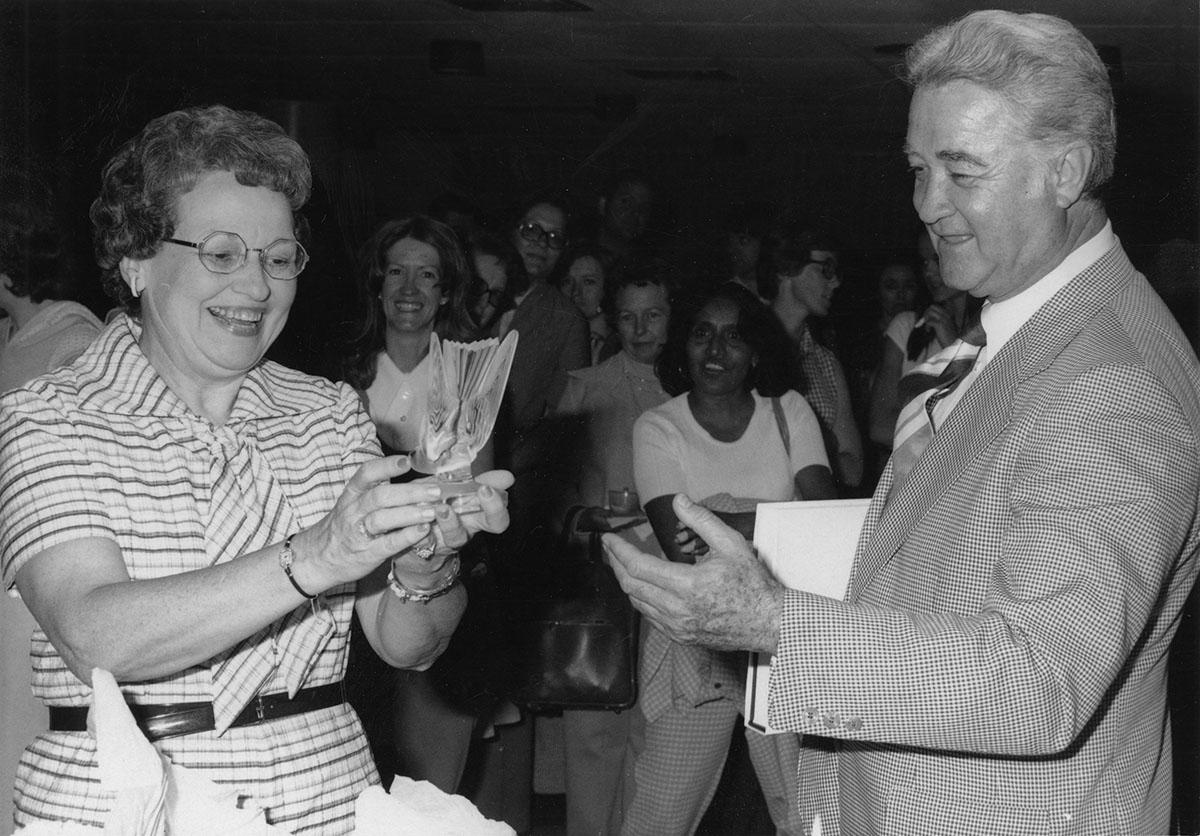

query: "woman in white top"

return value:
[620, 283, 836, 836]
[339, 214, 495, 795]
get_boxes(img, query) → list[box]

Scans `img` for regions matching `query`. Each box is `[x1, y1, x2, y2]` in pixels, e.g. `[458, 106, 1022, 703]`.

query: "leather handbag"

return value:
[504, 505, 639, 711]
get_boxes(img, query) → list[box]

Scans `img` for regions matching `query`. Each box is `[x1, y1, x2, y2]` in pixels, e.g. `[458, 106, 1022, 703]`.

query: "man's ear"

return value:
[119, 256, 146, 297]
[1052, 143, 1094, 208]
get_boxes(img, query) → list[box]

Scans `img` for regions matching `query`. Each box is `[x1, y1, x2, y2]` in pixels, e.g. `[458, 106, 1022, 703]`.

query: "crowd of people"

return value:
[1, 7, 1198, 836]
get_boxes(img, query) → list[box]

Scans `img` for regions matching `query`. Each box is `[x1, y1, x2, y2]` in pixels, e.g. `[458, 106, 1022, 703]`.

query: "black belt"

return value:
[48, 681, 345, 741]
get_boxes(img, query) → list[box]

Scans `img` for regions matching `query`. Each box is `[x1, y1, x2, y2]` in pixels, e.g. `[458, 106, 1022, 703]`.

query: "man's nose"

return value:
[915, 175, 952, 226]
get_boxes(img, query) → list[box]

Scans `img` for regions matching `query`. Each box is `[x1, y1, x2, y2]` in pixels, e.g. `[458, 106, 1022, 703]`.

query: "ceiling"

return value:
[6, 0, 1197, 150]
[1, 0, 1197, 272]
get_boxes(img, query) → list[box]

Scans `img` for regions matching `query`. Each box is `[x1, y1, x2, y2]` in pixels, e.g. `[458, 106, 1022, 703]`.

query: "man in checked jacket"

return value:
[605, 10, 1200, 836]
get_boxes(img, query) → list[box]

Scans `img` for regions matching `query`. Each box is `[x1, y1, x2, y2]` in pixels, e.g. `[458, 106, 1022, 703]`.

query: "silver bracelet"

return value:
[387, 554, 461, 604]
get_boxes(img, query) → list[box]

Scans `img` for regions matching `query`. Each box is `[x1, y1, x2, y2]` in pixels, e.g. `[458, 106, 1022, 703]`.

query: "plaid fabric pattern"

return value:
[620, 696, 802, 836]
[888, 318, 986, 495]
[794, 327, 840, 435]
[767, 243, 1200, 835]
[0, 315, 380, 829]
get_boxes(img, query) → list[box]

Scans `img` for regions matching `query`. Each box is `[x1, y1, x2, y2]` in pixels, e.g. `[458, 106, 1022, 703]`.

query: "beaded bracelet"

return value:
[387, 554, 461, 604]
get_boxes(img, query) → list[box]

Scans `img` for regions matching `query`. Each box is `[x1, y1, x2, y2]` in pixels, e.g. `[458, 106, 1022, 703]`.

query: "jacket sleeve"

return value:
[767, 362, 1199, 755]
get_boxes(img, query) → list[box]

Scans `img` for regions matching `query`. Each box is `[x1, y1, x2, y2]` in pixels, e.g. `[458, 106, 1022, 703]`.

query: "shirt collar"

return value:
[980, 220, 1116, 359]
[80, 314, 303, 423]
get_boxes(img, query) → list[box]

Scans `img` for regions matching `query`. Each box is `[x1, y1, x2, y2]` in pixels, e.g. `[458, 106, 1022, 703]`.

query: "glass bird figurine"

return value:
[410, 330, 519, 511]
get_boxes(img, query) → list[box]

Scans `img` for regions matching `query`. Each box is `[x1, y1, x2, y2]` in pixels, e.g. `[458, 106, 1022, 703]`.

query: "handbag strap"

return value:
[771, 396, 790, 458]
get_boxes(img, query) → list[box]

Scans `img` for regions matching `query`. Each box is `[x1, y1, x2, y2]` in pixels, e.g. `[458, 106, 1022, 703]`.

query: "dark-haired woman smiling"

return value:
[618, 283, 835, 836]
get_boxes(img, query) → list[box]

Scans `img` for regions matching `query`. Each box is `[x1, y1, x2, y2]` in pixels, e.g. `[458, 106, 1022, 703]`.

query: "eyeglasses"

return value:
[517, 221, 567, 251]
[162, 231, 309, 281]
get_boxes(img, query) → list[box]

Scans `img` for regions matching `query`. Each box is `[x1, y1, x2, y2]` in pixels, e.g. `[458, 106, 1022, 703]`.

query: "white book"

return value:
[744, 498, 870, 734]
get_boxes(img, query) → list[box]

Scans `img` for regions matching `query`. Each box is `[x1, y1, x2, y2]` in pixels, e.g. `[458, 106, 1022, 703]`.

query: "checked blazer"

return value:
[766, 240, 1200, 836]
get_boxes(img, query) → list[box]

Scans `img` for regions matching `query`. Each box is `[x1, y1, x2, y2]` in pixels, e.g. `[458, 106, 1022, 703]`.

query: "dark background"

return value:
[2, 0, 1198, 830]
[2, 0, 1196, 332]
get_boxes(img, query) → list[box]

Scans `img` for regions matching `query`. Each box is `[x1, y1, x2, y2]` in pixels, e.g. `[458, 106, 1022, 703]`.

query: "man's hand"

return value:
[602, 493, 784, 655]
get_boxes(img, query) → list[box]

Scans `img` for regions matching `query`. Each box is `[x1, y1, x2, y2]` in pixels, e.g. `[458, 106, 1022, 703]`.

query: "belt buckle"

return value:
[253, 694, 268, 722]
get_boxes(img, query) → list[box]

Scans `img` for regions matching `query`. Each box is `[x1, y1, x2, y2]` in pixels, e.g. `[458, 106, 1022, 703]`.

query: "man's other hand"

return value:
[603, 493, 784, 655]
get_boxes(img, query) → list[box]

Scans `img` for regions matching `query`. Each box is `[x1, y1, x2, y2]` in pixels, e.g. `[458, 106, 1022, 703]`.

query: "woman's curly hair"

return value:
[89, 104, 311, 315]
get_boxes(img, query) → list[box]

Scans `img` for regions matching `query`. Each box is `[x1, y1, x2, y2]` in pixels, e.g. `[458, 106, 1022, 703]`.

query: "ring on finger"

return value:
[357, 518, 372, 539]
[412, 538, 436, 561]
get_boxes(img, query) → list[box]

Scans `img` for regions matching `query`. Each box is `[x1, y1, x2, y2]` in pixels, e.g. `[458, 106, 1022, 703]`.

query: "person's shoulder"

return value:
[538, 283, 587, 320]
[39, 300, 103, 334]
[570, 353, 624, 385]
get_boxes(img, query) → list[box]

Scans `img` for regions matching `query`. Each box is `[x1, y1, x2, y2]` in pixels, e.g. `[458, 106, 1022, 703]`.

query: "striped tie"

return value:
[888, 319, 987, 495]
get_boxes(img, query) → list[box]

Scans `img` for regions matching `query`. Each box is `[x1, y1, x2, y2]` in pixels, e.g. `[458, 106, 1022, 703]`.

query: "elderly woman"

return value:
[0, 105, 510, 833]
[620, 282, 836, 836]
[553, 258, 674, 835]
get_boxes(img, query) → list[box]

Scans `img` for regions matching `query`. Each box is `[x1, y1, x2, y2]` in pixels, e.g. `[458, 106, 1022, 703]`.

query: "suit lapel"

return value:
[849, 242, 1138, 599]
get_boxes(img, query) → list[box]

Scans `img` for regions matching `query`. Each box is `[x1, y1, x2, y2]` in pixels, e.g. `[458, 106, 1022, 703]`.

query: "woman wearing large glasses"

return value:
[484, 194, 589, 831]
[0, 105, 512, 833]
[497, 193, 590, 472]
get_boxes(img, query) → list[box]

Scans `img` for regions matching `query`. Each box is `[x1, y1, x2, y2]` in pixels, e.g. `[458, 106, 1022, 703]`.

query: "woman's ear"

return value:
[119, 256, 148, 298]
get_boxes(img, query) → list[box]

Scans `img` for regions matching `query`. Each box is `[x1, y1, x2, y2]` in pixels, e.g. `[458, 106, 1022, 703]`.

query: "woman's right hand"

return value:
[291, 455, 444, 594]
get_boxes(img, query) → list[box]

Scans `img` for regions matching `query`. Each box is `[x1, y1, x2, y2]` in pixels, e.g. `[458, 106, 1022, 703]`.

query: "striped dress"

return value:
[0, 315, 381, 833]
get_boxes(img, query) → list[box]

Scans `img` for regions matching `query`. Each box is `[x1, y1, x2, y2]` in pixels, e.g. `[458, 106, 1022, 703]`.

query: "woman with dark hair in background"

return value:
[0, 104, 510, 833]
[465, 228, 521, 337]
[720, 200, 777, 301]
[553, 256, 675, 835]
[619, 282, 836, 836]
[558, 241, 619, 365]
[480, 191, 591, 832]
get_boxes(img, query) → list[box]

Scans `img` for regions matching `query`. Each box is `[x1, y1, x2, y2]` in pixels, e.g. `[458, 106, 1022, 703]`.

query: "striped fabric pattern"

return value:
[887, 319, 986, 494]
[0, 315, 381, 830]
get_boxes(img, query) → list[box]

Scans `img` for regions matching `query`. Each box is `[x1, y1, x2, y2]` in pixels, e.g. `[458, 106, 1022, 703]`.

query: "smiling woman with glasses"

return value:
[0, 104, 512, 833]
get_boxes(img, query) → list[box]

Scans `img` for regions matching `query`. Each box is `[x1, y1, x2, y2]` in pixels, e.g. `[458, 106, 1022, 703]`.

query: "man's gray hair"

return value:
[905, 10, 1116, 196]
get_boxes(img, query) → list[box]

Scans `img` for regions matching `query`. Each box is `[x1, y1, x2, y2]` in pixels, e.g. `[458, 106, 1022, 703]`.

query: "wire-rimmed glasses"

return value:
[162, 231, 309, 280]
